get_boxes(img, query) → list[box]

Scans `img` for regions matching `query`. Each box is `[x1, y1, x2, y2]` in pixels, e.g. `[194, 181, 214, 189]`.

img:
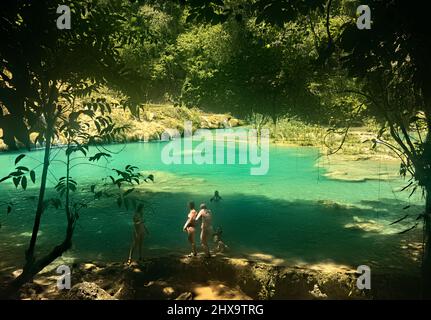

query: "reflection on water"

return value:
[0, 142, 424, 273]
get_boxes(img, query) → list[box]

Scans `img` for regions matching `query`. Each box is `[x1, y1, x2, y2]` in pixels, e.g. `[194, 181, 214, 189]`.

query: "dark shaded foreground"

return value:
[0, 254, 422, 300]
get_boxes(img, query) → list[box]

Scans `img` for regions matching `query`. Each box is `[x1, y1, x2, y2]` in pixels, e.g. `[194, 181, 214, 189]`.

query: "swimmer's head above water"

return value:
[211, 191, 222, 202]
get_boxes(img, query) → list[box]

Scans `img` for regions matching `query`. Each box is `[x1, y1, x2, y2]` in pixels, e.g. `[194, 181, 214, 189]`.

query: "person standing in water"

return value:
[195, 203, 213, 257]
[127, 204, 148, 265]
[210, 190, 222, 202]
[183, 201, 198, 257]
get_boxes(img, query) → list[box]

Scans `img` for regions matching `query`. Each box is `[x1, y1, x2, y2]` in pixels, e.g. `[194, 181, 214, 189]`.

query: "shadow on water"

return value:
[0, 189, 423, 274]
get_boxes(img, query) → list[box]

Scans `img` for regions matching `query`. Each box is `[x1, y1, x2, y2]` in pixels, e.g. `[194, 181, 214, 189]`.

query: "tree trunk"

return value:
[3, 128, 78, 298]
[1, 116, 58, 298]
[421, 101, 431, 299]
[23, 122, 53, 269]
[4, 224, 74, 297]
[423, 186, 431, 299]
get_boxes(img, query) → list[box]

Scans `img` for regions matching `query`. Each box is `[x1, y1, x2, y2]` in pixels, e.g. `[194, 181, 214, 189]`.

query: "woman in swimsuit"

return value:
[195, 203, 212, 257]
[183, 201, 198, 257]
[127, 204, 148, 264]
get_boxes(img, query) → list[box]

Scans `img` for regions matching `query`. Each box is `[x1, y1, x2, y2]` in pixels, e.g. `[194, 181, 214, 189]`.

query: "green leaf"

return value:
[398, 223, 418, 234]
[15, 154, 26, 165]
[409, 186, 417, 198]
[21, 176, 27, 190]
[400, 181, 413, 192]
[389, 214, 409, 225]
[95, 121, 101, 133]
[123, 188, 135, 197]
[78, 146, 87, 156]
[144, 174, 154, 183]
[13, 176, 21, 188]
[34, 134, 44, 145]
[15, 166, 29, 172]
[89, 152, 111, 162]
[30, 170, 36, 184]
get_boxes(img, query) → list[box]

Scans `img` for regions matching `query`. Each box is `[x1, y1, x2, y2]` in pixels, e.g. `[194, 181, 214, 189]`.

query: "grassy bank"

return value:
[263, 117, 398, 159]
[257, 117, 404, 182]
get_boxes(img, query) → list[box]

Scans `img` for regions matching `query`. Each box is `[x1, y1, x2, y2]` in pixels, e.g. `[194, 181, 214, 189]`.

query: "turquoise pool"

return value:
[0, 139, 424, 273]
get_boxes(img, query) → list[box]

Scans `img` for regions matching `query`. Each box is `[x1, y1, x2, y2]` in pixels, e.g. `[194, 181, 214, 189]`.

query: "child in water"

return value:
[213, 227, 228, 253]
[127, 204, 148, 265]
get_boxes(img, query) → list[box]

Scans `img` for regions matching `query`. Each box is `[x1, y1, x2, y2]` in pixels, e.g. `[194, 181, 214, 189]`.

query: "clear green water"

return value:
[0, 139, 424, 272]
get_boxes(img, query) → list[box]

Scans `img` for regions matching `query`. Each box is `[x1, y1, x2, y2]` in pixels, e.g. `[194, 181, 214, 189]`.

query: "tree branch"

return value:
[325, 0, 333, 49]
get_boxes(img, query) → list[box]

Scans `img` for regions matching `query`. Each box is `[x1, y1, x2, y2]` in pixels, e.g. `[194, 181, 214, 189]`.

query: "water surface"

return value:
[0, 139, 423, 273]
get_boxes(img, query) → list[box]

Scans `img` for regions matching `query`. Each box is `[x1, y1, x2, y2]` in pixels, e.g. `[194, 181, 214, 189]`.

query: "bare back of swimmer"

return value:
[183, 201, 198, 256]
[195, 203, 212, 257]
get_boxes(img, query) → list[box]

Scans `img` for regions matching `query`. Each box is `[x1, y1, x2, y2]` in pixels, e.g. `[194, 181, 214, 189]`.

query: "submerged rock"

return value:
[319, 154, 399, 182]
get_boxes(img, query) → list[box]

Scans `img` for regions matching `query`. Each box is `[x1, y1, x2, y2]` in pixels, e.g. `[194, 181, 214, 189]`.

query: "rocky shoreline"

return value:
[0, 253, 421, 300]
[0, 105, 242, 151]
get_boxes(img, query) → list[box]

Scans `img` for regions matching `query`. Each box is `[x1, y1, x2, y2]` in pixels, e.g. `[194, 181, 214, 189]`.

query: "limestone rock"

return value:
[175, 292, 193, 300]
[228, 118, 239, 127]
[309, 284, 328, 299]
[67, 282, 116, 300]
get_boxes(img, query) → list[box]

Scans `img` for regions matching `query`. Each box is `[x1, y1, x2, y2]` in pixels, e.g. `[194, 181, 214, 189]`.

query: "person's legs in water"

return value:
[187, 227, 197, 256]
[201, 228, 211, 257]
[138, 233, 144, 261]
[127, 234, 137, 264]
